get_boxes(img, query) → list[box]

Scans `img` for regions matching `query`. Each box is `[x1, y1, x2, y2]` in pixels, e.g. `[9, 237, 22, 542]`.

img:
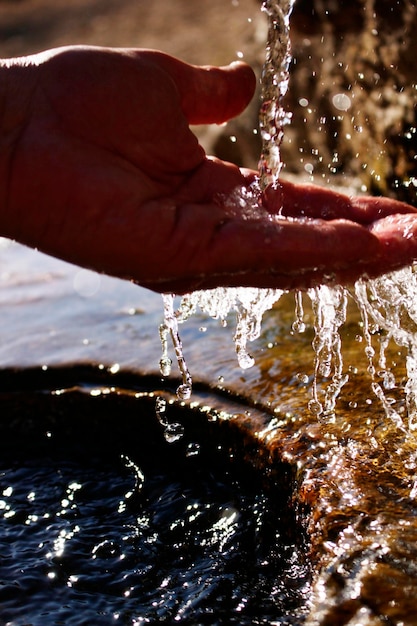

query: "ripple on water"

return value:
[0, 385, 311, 625]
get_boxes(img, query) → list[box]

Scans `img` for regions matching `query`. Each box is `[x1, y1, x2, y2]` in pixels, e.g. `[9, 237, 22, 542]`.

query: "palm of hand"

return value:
[3, 45, 417, 294]
[5, 46, 251, 288]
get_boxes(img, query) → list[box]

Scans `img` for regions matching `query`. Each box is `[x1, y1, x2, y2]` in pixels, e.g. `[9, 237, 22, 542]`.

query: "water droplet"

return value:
[155, 396, 184, 443]
[236, 348, 255, 370]
[308, 399, 323, 415]
[159, 357, 172, 377]
[177, 384, 192, 401]
[186, 442, 200, 457]
[292, 320, 306, 333]
[155, 396, 166, 417]
[163, 423, 185, 444]
[365, 346, 375, 359]
[332, 92, 351, 112]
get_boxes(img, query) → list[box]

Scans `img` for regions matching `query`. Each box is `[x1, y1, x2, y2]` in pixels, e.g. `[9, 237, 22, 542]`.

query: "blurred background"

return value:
[1, 0, 417, 204]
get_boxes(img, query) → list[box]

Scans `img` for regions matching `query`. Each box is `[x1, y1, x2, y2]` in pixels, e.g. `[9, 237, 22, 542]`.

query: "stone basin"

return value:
[1, 240, 417, 624]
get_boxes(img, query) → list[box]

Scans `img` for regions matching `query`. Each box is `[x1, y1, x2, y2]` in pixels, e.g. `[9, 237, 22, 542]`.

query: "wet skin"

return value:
[1, 45, 417, 294]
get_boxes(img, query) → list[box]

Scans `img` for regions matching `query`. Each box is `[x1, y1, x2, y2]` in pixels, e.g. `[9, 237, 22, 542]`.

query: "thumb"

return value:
[148, 52, 257, 124]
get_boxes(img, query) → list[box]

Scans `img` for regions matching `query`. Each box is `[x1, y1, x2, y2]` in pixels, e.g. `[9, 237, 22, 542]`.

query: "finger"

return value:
[203, 217, 380, 286]
[264, 179, 417, 224]
[366, 213, 417, 276]
[144, 51, 257, 125]
[350, 194, 417, 224]
[137, 205, 381, 294]
[195, 212, 417, 291]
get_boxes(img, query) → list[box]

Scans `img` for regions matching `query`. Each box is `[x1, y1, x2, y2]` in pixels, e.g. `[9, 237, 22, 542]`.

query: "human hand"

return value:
[1, 45, 417, 294]
[0, 45, 255, 289]
[258, 179, 417, 291]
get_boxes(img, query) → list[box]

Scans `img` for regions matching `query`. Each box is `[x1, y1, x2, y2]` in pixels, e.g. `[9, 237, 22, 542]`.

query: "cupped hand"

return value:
[1, 45, 417, 294]
[0, 45, 256, 288]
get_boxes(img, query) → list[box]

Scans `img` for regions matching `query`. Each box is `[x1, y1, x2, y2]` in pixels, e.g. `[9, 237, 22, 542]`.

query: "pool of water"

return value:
[2, 241, 417, 624]
[0, 369, 311, 625]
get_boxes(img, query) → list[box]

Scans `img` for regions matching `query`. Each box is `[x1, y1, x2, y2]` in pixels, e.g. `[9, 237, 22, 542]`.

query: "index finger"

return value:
[264, 179, 417, 224]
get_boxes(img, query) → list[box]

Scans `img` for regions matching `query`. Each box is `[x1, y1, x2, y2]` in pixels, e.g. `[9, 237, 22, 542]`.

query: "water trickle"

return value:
[307, 285, 349, 417]
[259, 0, 296, 189]
[157, 0, 417, 439]
[160, 288, 284, 393]
[160, 264, 417, 442]
[155, 394, 184, 443]
[353, 267, 417, 432]
[159, 294, 192, 400]
[292, 290, 306, 334]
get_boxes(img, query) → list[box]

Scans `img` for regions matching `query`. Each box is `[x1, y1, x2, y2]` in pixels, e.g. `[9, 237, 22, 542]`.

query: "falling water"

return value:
[159, 0, 294, 398]
[158, 0, 417, 444]
[353, 267, 417, 432]
[307, 285, 349, 417]
[258, 0, 296, 189]
[159, 294, 192, 401]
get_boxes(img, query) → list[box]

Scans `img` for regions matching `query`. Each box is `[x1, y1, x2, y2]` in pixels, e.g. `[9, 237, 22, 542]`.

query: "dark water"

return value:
[0, 374, 311, 625]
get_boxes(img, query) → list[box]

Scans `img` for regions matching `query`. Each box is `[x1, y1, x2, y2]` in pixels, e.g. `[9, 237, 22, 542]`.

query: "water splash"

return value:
[156, 0, 417, 438]
[259, 0, 296, 189]
[159, 288, 284, 397]
[159, 264, 417, 443]
[307, 285, 349, 417]
[353, 267, 417, 432]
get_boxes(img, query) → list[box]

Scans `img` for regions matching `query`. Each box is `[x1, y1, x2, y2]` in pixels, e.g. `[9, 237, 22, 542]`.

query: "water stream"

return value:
[258, 0, 296, 189]
[157, 1, 417, 445]
[159, 0, 295, 401]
